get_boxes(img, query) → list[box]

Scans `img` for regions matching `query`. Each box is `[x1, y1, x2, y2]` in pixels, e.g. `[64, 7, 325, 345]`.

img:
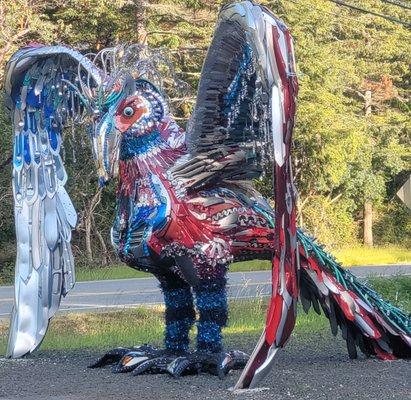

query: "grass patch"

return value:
[365, 275, 410, 311]
[0, 245, 409, 286]
[75, 261, 273, 283]
[0, 300, 326, 355]
[73, 245, 410, 282]
[76, 265, 150, 281]
[1, 276, 408, 355]
[0, 264, 150, 286]
[231, 246, 411, 273]
[333, 245, 411, 267]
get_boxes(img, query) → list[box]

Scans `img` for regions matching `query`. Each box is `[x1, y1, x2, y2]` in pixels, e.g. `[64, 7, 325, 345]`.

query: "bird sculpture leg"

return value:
[165, 265, 249, 378]
[89, 263, 248, 377]
[195, 275, 228, 354]
[89, 268, 195, 373]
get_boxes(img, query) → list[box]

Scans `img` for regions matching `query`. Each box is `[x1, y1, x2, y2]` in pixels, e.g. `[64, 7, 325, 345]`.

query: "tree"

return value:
[0, 0, 410, 280]
[266, 0, 410, 247]
[333, 0, 411, 246]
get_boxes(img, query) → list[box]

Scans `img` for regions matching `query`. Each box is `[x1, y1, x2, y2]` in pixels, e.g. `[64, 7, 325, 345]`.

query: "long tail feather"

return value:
[298, 230, 411, 360]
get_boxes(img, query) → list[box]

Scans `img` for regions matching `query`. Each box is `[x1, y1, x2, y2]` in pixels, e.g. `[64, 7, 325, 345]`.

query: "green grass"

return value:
[231, 245, 411, 273]
[75, 261, 272, 283]
[0, 245, 409, 285]
[76, 265, 150, 281]
[0, 276, 408, 354]
[77, 245, 411, 282]
[0, 300, 325, 354]
[364, 275, 410, 311]
[333, 245, 411, 267]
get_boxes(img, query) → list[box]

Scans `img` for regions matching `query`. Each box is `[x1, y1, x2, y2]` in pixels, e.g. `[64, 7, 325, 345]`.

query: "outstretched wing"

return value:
[179, 1, 297, 185]
[4, 44, 102, 357]
[173, 1, 299, 389]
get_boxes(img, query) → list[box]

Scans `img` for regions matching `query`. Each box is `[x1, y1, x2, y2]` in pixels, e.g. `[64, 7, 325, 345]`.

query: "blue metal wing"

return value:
[4, 45, 102, 357]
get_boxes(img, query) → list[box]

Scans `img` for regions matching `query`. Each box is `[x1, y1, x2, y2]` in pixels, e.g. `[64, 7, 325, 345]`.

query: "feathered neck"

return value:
[117, 116, 186, 196]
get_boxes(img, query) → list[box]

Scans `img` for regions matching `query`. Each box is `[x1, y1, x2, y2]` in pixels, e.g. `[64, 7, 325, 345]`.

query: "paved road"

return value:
[0, 264, 409, 318]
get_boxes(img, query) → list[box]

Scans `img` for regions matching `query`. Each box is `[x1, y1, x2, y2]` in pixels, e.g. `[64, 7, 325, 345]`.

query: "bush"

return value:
[374, 200, 411, 248]
[301, 195, 357, 249]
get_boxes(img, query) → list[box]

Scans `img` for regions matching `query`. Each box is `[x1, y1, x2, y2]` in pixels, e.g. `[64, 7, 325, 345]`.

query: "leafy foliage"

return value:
[0, 0, 409, 271]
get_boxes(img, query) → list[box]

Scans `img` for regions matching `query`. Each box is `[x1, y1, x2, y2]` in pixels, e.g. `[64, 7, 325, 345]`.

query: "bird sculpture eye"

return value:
[122, 106, 135, 117]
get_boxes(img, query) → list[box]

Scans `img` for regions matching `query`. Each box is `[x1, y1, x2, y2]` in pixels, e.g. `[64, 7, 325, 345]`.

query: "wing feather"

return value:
[5, 45, 101, 358]
[176, 1, 297, 191]
[181, 1, 299, 389]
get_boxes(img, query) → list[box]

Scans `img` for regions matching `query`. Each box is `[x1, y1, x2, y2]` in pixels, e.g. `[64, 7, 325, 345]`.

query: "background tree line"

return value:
[0, 0, 409, 272]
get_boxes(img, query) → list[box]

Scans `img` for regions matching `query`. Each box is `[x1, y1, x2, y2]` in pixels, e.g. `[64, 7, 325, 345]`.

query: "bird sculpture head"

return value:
[72, 45, 171, 185]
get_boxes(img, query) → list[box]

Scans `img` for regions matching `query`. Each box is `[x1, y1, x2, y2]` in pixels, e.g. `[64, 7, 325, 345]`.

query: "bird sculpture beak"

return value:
[93, 115, 121, 186]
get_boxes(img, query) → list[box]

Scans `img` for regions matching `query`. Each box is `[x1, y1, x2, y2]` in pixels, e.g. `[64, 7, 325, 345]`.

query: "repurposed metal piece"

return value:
[5, 0, 410, 389]
[4, 45, 102, 358]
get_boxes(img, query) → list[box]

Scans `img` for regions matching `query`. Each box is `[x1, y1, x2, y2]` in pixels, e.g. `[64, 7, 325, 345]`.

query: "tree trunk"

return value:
[85, 219, 92, 261]
[364, 89, 372, 118]
[134, 0, 147, 44]
[84, 189, 102, 261]
[363, 201, 373, 247]
[92, 214, 108, 266]
[363, 89, 373, 247]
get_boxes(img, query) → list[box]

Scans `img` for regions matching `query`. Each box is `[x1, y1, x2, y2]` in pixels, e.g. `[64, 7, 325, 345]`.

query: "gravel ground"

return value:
[0, 332, 410, 400]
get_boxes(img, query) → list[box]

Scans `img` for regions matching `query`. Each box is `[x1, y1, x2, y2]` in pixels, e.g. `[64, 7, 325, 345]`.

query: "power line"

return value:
[286, 0, 374, 31]
[327, 0, 411, 28]
[379, 0, 411, 11]
[286, 0, 401, 36]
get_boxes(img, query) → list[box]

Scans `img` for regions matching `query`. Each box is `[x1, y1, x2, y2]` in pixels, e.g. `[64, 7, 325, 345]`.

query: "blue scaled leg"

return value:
[165, 275, 248, 379]
[195, 277, 228, 353]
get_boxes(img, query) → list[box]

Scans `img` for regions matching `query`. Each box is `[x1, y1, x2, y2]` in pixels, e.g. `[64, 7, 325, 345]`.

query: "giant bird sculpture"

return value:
[4, 1, 410, 390]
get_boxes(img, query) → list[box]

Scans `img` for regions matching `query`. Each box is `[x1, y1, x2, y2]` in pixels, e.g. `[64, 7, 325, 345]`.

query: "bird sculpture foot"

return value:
[166, 349, 250, 379]
[89, 345, 249, 378]
[88, 344, 185, 373]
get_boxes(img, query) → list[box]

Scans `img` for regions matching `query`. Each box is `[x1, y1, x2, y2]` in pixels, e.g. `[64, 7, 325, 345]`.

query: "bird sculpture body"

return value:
[4, 1, 410, 390]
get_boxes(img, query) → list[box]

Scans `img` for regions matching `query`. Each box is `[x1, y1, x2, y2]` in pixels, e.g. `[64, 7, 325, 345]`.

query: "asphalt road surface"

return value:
[0, 264, 409, 318]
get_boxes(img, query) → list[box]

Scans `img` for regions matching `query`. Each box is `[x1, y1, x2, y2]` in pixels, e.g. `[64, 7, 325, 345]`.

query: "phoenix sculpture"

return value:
[4, 0, 410, 390]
